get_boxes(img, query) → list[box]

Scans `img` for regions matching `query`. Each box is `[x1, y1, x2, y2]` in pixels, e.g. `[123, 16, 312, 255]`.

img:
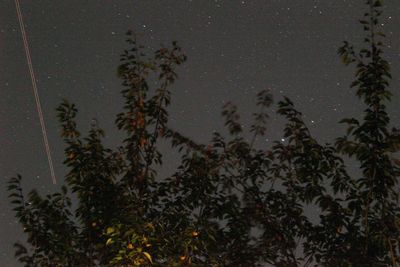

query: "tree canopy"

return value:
[8, 0, 400, 266]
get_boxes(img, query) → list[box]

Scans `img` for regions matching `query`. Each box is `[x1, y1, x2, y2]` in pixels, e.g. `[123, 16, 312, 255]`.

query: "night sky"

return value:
[1, 1, 400, 266]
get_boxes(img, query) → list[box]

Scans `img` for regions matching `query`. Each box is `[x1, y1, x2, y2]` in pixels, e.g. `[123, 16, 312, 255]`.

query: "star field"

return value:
[1, 1, 400, 266]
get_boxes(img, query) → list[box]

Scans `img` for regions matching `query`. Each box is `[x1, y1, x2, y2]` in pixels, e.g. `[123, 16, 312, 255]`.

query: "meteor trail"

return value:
[15, 0, 57, 184]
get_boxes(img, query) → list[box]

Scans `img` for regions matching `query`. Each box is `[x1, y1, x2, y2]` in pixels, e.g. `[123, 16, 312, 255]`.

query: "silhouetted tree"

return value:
[9, 1, 400, 266]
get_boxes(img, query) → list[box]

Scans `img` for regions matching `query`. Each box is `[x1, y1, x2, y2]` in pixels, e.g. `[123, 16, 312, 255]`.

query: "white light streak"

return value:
[15, 0, 57, 184]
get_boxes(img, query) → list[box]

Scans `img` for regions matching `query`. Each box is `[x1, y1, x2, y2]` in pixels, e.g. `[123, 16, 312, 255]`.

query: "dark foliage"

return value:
[9, 1, 400, 266]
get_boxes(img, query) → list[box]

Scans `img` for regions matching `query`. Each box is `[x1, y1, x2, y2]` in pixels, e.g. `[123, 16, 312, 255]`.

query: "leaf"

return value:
[139, 137, 147, 148]
[106, 238, 113, 246]
[106, 227, 115, 234]
[143, 251, 153, 264]
[145, 223, 155, 231]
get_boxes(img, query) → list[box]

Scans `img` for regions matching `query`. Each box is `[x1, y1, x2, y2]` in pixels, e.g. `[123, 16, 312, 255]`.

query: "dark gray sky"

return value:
[1, 1, 399, 266]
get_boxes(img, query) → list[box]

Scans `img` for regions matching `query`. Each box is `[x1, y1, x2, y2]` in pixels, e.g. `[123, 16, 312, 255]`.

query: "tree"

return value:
[8, 0, 400, 266]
